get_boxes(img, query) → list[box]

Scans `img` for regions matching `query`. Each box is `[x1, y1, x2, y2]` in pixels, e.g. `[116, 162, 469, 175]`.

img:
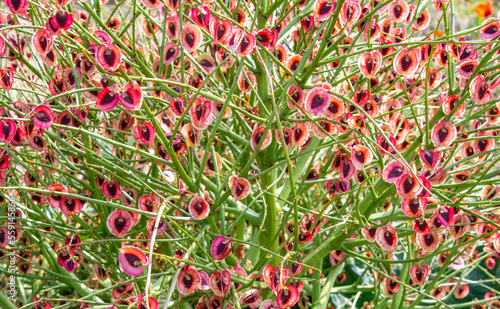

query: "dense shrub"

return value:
[1, 0, 500, 308]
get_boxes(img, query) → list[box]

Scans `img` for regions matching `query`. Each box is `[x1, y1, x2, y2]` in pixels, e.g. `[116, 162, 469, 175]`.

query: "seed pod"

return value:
[410, 264, 429, 286]
[0, 119, 16, 143]
[376, 224, 398, 251]
[229, 176, 251, 201]
[102, 180, 121, 199]
[106, 210, 133, 237]
[388, 0, 409, 22]
[211, 236, 233, 260]
[31, 105, 54, 129]
[181, 25, 203, 53]
[188, 195, 210, 220]
[276, 285, 299, 308]
[382, 160, 404, 182]
[60, 196, 82, 215]
[359, 51, 382, 78]
[96, 44, 121, 72]
[238, 33, 256, 56]
[417, 230, 439, 252]
[393, 49, 419, 76]
[480, 18, 500, 40]
[413, 217, 430, 234]
[304, 87, 330, 116]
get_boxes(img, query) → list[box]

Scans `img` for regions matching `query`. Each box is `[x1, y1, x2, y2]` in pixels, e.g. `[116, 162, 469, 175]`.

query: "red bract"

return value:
[393, 49, 419, 76]
[442, 95, 465, 117]
[163, 42, 180, 66]
[401, 197, 425, 217]
[436, 206, 454, 227]
[314, 0, 335, 21]
[330, 250, 345, 266]
[120, 82, 143, 110]
[112, 282, 134, 299]
[480, 18, 500, 39]
[362, 225, 377, 242]
[419, 150, 439, 171]
[64, 258, 78, 273]
[57, 247, 76, 267]
[256, 29, 274, 48]
[383, 276, 400, 297]
[4, 0, 500, 307]
[192, 7, 210, 30]
[458, 60, 479, 78]
[0, 227, 9, 247]
[417, 230, 439, 252]
[6, 0, 29, 14]
[413, 217, 430, 234]
[340, 1, 361, 28]
[238, 32, 256, 56]
[388, 0, 409, 22]
[396, 173, 421, 198]
[251, 125, 272, 150]
[470, 76, 491, 104]
[189, 98, 213, 130]
[304, 87, 330, 116]
[240, 289, 262, 308]
[212, 20, 233, 45]
[339, 159, 355, 181]
[33, 297, 51, 309]
[351, 145, 373, 170]
[47, 183, 67, 209]
[142, 0, 161, 8]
